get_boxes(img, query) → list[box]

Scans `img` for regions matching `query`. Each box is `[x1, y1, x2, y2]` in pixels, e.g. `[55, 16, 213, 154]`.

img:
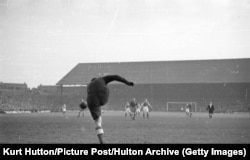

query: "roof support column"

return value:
[60, 84, 63, 106]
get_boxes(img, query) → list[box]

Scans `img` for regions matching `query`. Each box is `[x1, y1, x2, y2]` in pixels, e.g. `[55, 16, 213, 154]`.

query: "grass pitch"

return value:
[1, 111, 250, 144]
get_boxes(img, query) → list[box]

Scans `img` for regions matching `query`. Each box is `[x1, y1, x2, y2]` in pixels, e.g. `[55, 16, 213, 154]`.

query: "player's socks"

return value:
[97, 134, 104, 144]
[96, 126, 104, 144]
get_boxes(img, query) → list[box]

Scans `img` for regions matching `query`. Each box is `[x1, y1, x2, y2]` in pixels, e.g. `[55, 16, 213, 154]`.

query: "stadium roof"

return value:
[0, 82, 28, 89]
[56, 58, 250, 85]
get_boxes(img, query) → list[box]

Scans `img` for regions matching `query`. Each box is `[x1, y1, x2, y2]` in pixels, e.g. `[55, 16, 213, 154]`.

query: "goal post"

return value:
[166, 102, 197, 112]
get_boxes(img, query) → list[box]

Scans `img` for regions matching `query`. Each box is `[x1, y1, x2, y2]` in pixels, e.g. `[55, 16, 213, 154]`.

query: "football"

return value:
[79, 101, 88, 110]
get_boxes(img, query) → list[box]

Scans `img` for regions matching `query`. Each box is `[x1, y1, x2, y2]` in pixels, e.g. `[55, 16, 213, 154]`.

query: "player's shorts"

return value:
[186, 108, 190, 113]
[62, 108, 66, 112]
[125, 108, 131, 113]
[143, 106, 149, 113]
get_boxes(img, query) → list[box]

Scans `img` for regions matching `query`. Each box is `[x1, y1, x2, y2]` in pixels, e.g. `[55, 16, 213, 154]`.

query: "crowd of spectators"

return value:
[0, 82, 249, 114]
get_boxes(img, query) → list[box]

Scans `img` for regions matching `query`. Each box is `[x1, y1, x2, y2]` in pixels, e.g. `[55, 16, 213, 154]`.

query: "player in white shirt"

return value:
[136, 103, 141, 116]
[141, 99, 152, 119]
[185, 103, 192, 117]
[62, 104, 67, 114]
[124, 102, 131, 118]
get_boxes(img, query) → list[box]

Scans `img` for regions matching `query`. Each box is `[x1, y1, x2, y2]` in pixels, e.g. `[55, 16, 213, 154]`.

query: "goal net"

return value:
[166, 102, 197, 112]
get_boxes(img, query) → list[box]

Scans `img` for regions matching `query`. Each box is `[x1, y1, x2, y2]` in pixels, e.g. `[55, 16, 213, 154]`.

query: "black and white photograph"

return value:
[1, 0, 250, 146]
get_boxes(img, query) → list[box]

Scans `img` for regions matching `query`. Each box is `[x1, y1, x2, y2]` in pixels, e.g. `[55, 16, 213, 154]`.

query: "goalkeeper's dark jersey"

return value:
[87, 75, 134, 120]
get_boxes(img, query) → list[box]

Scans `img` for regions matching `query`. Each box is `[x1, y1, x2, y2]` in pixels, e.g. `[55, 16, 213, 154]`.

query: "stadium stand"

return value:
[1, 59, 250, 113]
[56, 58, 250, 112]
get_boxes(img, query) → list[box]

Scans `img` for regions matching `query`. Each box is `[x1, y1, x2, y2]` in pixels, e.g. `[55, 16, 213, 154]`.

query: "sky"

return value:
[0, 0, 250, 88]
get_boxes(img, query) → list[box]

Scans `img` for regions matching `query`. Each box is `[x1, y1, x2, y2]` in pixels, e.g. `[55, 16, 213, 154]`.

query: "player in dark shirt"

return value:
[86, 75, 134, 144]
[129, 98, 138, 120]
[207, 102, 215, 119]
[186, 103, 192, 118]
